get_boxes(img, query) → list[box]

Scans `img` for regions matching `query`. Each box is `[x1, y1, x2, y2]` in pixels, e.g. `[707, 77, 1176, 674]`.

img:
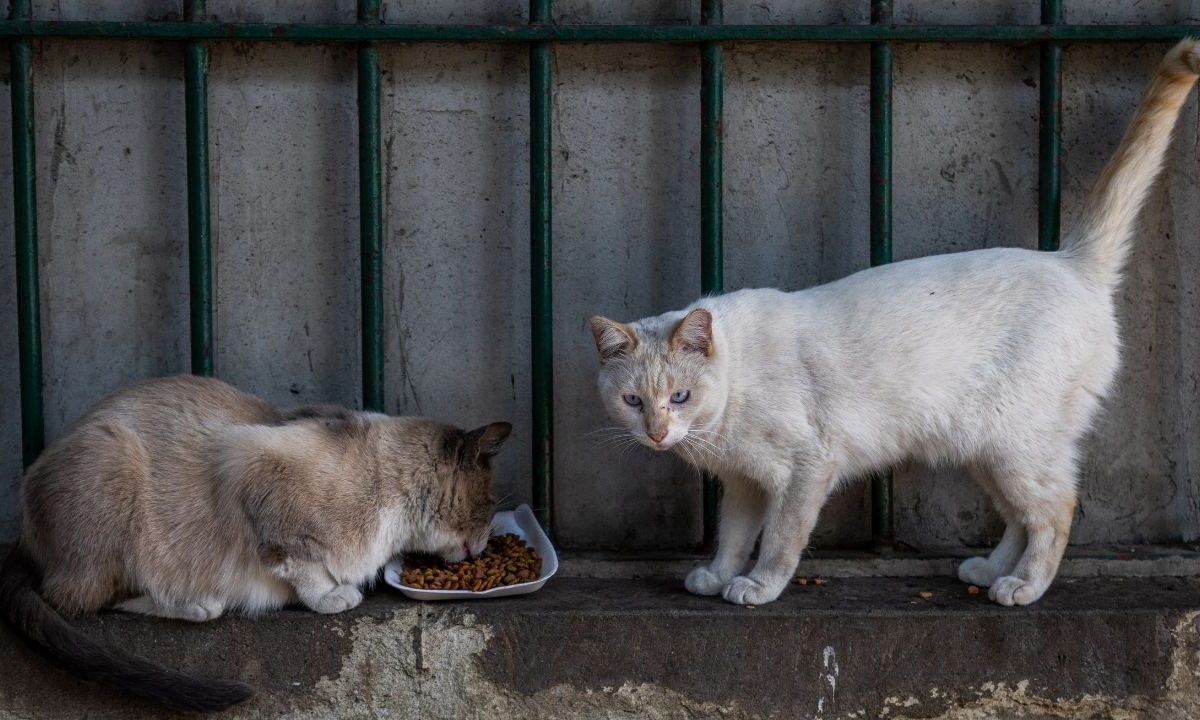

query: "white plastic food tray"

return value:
[384, 504, 558, 600]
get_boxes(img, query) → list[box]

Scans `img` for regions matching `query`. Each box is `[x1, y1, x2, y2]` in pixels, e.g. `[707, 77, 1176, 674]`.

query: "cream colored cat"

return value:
[0, 374, 510, 711]
[590, 41, 1200, 609]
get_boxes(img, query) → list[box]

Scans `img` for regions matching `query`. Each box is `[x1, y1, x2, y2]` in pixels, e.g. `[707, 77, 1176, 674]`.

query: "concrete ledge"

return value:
[1, 575, 1199, 719]
[559, 544, 1200, 581]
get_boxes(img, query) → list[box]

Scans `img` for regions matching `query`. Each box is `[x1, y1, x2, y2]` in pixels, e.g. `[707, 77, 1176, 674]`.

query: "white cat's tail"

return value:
[1061, 39, 1200, 288]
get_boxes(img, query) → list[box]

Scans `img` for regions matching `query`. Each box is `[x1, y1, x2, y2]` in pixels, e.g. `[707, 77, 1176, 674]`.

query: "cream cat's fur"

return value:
[591, 40, 1200, 608]
[0, 375, 510, 711]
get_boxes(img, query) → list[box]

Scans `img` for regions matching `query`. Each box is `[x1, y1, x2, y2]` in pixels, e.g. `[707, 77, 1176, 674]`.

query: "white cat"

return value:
[589, 40, 1200, 607]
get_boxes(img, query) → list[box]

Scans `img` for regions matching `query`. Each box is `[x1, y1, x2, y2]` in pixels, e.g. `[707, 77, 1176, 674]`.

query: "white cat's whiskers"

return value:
[682, 429, 726, 461]
[597, 436, 639, 451]
[686, 428, 729, 444]
[586, 429, 631, 442]
[674, 436, 702, 469]
[586, 426, 641, 451]
[616, 437, 646, 464]
[684, 433, 723, 455]
[585, 426, 629, 437]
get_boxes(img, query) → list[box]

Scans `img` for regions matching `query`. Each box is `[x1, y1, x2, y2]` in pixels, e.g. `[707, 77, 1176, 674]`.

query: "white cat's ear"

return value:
[670, 308, 714, 356]
[465, 421, 512, 462]
[590, 316, 638, 363]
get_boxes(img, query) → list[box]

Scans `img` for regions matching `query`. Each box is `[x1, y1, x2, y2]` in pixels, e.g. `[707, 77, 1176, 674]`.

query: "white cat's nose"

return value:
[647, 430, 667, 444]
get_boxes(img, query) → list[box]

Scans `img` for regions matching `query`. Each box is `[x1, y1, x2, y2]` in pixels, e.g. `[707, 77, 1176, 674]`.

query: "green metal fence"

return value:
[5, 1, 1195, 546]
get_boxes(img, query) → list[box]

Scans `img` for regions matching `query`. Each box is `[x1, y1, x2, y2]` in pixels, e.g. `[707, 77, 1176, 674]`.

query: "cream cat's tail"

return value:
[1061, 39, 1200, 288]
[0, 546, 254, 713]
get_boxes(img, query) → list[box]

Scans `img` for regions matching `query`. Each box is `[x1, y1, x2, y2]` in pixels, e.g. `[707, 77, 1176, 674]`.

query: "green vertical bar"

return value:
[700, 0, 723, 550]
[358, 0, 384, 411]
[10, 0, 44, 467]
[870, 0, 894, 548]
[185, 0, 213, 376]
[1039, 0, 1062, 251]
[530, 0, 553, 535]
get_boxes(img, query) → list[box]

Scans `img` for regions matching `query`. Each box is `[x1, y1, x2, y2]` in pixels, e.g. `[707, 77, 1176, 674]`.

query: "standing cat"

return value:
[589, 41, 1200, 608]
[0, 375, 510, 711]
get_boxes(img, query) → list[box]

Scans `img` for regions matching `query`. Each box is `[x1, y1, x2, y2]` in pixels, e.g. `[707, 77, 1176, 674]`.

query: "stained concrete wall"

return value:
[0, 1, 1198, 550]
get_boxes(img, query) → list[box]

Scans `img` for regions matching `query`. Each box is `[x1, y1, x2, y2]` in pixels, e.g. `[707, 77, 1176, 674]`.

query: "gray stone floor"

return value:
[2, 559, 1199, 719]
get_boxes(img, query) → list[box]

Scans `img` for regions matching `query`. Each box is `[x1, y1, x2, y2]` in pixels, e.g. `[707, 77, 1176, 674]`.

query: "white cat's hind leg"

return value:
[958, 465, 1027, 587]
[986, 457, 1077, 607]
[115, 595, 226, 622]
[989, 499, 1073, 606]
[957, 525, 1024, 587]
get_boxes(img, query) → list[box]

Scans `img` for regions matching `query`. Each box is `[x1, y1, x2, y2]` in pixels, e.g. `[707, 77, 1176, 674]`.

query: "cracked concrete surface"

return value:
[0, 576, 1198, 719]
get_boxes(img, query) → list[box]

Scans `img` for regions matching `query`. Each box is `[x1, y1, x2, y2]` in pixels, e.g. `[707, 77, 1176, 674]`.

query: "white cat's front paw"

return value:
[314, 584, 364, 614]
[957, 557, 1001, 587]
[684, 566, 727, 596]
[722, 575, 784, 606]
[988, 575, 1048, 607]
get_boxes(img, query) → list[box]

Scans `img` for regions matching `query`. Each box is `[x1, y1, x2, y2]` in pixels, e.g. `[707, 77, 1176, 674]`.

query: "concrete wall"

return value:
[1, 1, 1198, 550]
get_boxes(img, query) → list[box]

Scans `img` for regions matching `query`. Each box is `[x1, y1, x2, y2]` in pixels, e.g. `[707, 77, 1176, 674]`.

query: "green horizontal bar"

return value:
[0, 21, 1199, 43]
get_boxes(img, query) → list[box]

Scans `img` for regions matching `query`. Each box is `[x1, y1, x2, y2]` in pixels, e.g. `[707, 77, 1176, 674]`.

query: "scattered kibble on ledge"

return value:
[794, 576, 829, 586]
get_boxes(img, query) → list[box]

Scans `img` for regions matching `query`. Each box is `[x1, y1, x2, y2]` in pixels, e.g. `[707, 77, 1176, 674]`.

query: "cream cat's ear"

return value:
[590, 316, 638, 363]
[465, 421, 512, 461]
[670, 308, 714, 356]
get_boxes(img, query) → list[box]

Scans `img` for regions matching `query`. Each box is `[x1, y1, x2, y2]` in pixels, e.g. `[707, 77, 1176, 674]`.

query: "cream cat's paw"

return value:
[115, 596, 225, 622]
[684, 566, 727, 596]
[182, 599, 226, 622]
[722, 575, 784, 606]
[988, 575, 1049, 606]
[957, 557, 1002, 587]
[314, 584, 364, 614]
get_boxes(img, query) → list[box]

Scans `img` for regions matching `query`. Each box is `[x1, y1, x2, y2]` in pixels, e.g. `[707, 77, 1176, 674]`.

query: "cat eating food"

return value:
[590, 40, 1200, 609]
[0, 374, 510, 712]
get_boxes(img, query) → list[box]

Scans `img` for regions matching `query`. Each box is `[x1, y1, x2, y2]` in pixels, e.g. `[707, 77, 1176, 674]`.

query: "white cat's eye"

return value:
[670, 390, 691, 404]
[622, 394, 643, 407]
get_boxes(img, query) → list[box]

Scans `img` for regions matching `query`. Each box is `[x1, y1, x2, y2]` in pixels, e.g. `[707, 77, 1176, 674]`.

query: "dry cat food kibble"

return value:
[400, 533, 542, 591]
